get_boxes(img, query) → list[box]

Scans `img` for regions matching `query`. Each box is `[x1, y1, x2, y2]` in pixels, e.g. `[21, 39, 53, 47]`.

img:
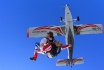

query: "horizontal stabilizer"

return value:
[72, 57, 84, 65]
[56, 59, 69, 66]
[56, 57, 84, 66]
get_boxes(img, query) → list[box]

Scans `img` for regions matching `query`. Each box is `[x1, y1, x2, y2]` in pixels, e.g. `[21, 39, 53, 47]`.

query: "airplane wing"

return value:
[27, 25, 66, 38]
[27, 24, 103, 38]
[74, 24, 104, 35]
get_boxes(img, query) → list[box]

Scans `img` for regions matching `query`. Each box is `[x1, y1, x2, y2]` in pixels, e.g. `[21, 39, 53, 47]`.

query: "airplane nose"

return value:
[66, 4, 69, 6]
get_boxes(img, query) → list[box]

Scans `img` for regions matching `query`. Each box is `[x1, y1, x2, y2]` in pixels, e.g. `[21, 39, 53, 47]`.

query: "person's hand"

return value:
[69, 44, 72, 47]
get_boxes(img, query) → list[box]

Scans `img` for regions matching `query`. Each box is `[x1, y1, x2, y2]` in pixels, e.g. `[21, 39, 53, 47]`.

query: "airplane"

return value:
[27, 4, 104, 68]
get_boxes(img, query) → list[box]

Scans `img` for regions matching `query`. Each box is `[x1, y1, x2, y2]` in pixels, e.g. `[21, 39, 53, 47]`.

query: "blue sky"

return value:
[0, 0, 104, 70]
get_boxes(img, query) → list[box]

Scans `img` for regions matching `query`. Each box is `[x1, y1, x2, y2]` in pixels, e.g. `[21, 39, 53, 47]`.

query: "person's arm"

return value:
[40, 43, 44, 48]
[40, 38, 47, 48]
[61, 45, 69, 50]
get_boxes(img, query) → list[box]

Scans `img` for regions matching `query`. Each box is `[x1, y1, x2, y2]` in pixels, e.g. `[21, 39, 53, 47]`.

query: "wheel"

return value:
[60, 17, 63, 21]
[77, 16, 80, 21]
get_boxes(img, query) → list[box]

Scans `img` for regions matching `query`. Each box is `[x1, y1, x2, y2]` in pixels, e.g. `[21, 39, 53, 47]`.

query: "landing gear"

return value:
[73, 16, 80, 22]
[76, 16, 80, 21]
[60, 17, 63, 22]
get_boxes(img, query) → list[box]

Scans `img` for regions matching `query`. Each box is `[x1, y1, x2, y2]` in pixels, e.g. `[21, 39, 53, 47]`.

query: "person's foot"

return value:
[30, 57, 36, 61]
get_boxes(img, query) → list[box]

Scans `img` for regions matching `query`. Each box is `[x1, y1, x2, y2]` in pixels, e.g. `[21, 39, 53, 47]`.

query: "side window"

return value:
[92, 28, 97, 30]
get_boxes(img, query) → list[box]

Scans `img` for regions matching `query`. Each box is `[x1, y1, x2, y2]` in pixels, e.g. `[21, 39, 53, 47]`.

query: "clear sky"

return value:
[0, 0, 104, 70]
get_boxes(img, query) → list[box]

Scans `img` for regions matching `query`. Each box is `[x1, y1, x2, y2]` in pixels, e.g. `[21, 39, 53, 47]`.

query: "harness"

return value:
[45, 37, 61, 58]
[45, 37, 55, 44]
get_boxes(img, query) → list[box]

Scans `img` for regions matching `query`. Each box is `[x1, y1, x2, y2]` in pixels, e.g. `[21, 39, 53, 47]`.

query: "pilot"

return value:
[30, 31, 71, 60]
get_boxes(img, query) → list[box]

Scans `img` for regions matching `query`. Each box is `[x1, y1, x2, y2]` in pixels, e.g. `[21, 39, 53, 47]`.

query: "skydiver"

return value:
[30, 31, 72, 60]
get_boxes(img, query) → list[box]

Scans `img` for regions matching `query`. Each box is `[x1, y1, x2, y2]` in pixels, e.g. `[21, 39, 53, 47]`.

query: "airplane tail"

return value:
[56, 57, 84, 66]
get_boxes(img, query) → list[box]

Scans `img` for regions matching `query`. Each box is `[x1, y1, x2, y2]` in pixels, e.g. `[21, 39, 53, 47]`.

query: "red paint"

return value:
[73, 58, 83, 63]
[61, 45, 69, 49]
[27, 29, 29, 38]
[57, 60, 68, 64]
[43, 44, 51, 52]
[77, 24, 98, 31]
[34, 26, 64, 35]
[34, 52, 38, 60]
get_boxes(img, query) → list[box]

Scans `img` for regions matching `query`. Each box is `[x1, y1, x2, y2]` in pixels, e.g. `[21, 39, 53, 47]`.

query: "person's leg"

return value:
[36, 43, 52, 53]
[30, 50, 39, 60]
[30, 43, 52, 60]
[33, 52, 38, 60]
[30, 43, 40, 61]
[43, 44, 51, 52]
[50, 43, 57, 56]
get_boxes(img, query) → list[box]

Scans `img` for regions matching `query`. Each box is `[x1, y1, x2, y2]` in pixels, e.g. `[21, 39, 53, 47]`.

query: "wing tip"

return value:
[27, 28, 29, 38]
[102, 25, 104, 33]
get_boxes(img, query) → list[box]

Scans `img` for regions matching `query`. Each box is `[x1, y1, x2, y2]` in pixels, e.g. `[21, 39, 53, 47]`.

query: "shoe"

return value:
[30, 57, 36, 61]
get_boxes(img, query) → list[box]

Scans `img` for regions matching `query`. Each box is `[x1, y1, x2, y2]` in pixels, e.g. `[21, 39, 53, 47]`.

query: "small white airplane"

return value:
[27, 4, 104, 67]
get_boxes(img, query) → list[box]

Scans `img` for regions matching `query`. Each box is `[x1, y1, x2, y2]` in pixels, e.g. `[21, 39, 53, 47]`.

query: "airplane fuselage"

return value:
[64, 5, 74, 67]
